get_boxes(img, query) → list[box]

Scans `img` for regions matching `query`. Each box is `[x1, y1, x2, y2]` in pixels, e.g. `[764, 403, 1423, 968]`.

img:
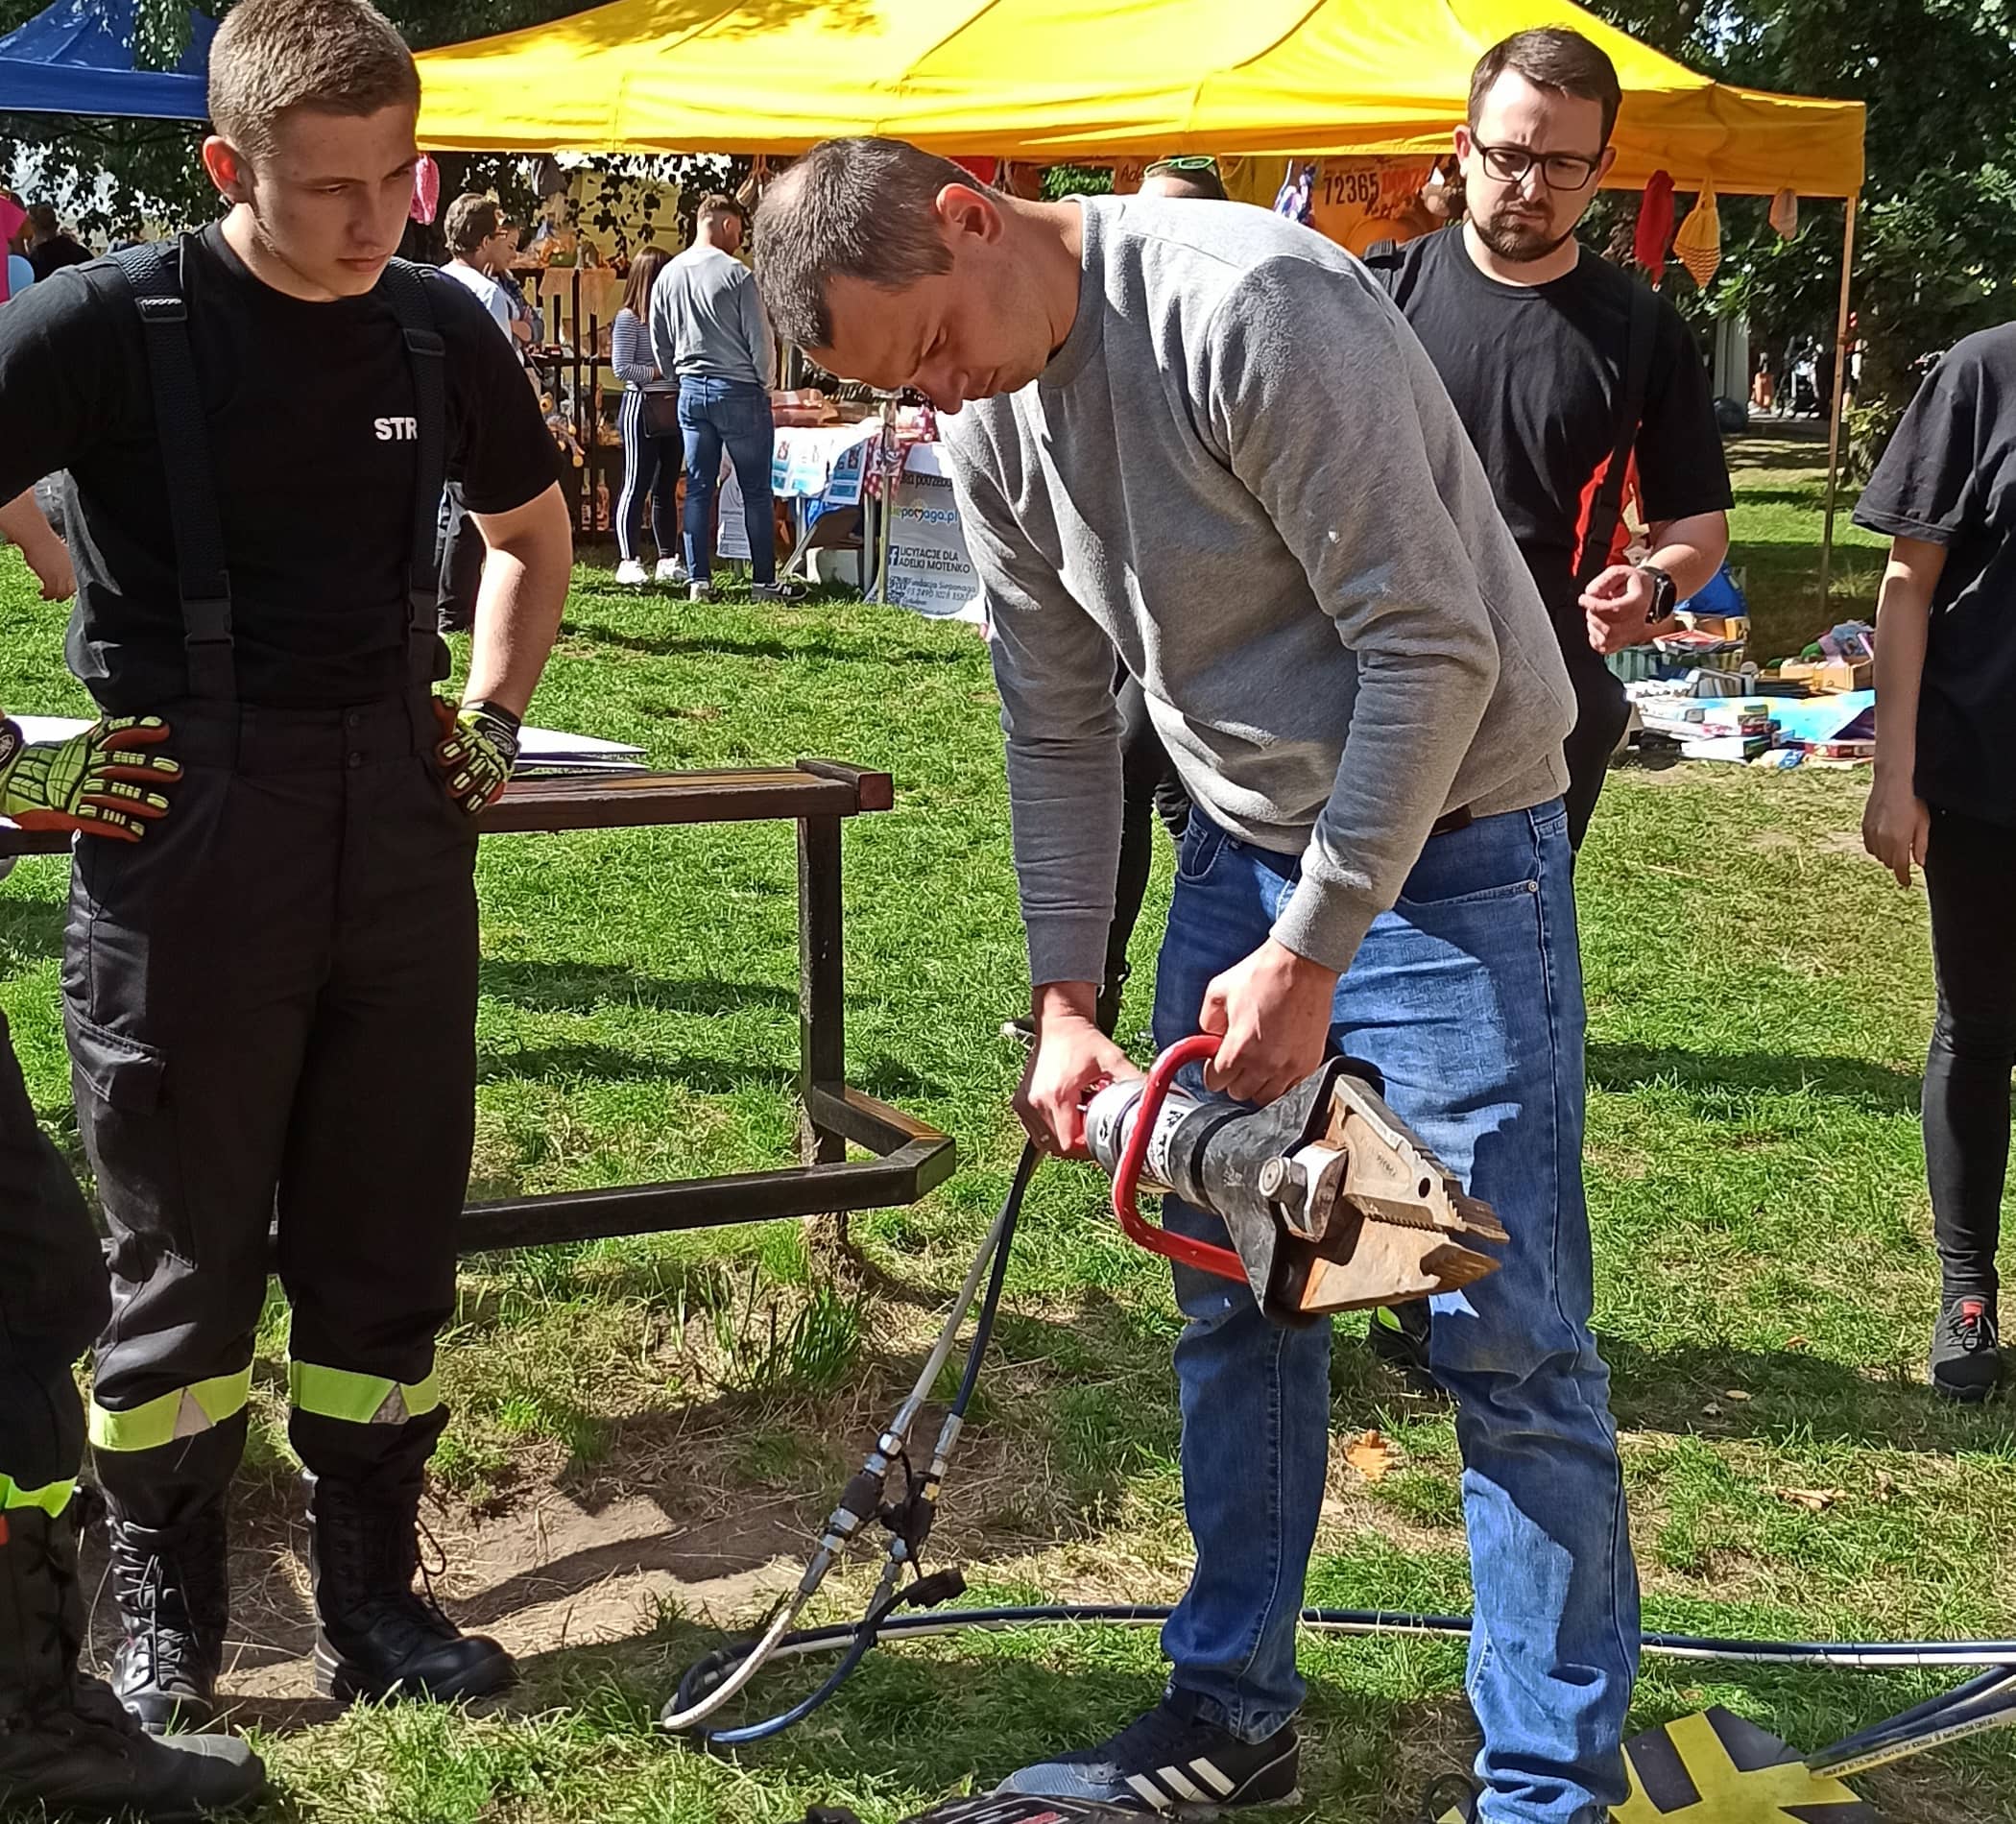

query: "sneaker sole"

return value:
[1931, 1372, 2001, 1404]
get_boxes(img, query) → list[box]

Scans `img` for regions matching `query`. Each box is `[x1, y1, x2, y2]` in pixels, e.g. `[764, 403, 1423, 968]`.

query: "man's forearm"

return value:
[1644, 512, 1729, 604]
[0, 487, 54, 553]
[466, 485, 571, 717]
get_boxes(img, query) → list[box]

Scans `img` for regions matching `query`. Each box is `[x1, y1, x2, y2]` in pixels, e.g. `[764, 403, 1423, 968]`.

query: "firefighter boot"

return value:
[105, 1496, 231, 1734]
[306, 1475, 516, 1704]
[0, 1501, 265, 1818]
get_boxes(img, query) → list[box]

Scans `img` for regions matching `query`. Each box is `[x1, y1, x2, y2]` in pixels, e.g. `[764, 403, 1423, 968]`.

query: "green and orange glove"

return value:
[431, 697, 520, 816]
[0, 715, 181, 842]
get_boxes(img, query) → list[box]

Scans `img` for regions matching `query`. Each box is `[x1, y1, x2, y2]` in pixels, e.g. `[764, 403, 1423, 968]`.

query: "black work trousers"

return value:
[66, 691, 479, 1525]
[0, 1008, 105, 1498]
[436, 484, 485, 636]
[1106, 668, 1190, 1029]
[1923, 804, 2016, 1305]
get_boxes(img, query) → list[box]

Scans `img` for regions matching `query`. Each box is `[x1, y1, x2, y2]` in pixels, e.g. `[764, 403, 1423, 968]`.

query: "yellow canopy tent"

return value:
[416, 0, 1866, 588]
[415, 0, 1860, 197]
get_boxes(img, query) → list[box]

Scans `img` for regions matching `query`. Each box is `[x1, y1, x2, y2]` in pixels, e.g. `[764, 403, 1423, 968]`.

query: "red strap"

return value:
[1110, 1035, 1247, 1285]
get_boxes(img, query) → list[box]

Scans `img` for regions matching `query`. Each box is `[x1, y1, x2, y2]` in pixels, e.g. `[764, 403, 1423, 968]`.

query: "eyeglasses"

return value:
[1474, 140, 1602, 192]
[1145, 156, 1219, 178]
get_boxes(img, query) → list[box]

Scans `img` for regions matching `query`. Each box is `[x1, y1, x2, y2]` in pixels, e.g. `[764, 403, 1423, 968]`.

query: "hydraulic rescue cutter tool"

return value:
[1085, 1033, 1508, 1322]
[665, 1035, 2016, 1815]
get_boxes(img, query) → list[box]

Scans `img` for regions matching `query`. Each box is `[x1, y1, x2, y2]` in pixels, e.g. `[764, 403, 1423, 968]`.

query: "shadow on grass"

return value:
[481, 959, 794, 1017]
[0, 893, 66, 978]
[476, 1043, 943, 1107]
[1587, 1042, 1922, 1117]
[564, 614, 972, 667]
[1601, 1332, 2016, 1457]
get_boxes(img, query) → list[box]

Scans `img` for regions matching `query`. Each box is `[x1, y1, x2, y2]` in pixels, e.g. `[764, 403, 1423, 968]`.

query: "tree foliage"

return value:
[1583, 0, 2016, 403]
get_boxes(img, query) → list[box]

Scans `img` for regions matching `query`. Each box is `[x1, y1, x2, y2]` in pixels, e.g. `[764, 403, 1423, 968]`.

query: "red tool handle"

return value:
[1111, 1034, 1248, 1285]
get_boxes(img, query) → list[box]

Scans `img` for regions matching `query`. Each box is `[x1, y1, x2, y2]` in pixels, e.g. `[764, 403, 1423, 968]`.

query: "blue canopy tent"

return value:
[0, 0, 213, 120]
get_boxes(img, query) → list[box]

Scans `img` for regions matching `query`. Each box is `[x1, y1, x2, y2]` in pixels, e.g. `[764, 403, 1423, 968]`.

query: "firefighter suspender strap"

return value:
[378, 258, 450, 686]
[111, 244, 451, 703]
[109, 240, 236, 702]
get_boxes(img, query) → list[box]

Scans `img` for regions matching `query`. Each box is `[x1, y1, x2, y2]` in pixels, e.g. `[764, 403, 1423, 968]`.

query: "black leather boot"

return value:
[0, 1501, 265, 1818]
[307, 1476, 515, 1705]
[104, 1498, 230, 1734]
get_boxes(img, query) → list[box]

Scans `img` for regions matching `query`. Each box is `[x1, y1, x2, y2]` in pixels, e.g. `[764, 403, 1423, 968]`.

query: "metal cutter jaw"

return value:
[1092, 1037, 1507, 1325]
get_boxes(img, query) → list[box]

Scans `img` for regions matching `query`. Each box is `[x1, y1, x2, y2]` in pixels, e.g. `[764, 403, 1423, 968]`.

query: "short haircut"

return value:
[444, 193, 502, 258]
[696, 192, 744, 225]
[1142, 158, 1227, 203]
[754, 138, 975, 348]
[207, 0, 419, 164]
[26, 203, 60, 235]
[1468, 27, 1622, 147]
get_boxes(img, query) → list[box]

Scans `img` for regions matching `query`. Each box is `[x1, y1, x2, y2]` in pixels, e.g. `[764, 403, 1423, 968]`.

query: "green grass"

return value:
[0, 434, 2009, 1822]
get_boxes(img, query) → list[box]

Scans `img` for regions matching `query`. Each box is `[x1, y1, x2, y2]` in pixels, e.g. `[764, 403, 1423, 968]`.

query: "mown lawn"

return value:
[0, 433, 2007, 1822]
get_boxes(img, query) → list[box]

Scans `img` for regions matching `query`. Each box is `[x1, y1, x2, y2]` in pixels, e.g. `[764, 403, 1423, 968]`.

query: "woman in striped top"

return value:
[611, 247, 683, 586]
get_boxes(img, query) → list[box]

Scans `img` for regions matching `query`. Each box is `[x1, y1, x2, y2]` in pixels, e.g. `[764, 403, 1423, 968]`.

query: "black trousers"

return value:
[1103, 668, 1191, 1031]
[1548, 596, 1632, 851]
[0, 1008, 105, 1498]
[436, 483, 485, 636]
[1923, 805, 2016, 1305]
[66, 692, 479, 1524]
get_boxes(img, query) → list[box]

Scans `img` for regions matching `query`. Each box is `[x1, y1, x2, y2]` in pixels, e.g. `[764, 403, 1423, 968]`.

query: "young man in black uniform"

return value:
[0, 0, 572, 1733]
[1376, 29, 1732, 852]
[0, 493, 266, 1814]
[1364, 28, 1731, 1382]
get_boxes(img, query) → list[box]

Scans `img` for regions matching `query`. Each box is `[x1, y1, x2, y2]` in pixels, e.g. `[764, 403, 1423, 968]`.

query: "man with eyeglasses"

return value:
[1371, 28, 1731, 855]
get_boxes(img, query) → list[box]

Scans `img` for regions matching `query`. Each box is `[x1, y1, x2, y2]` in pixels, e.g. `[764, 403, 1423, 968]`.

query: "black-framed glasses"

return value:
[1475, 140, 1602, 191]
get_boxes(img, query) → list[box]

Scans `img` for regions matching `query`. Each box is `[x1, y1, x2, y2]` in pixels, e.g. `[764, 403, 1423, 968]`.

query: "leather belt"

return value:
[1428, 804, 1475, 839]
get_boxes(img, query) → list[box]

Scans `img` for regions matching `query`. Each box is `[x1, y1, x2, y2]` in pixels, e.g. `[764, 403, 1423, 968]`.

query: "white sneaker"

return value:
[687, 581, 712, 603]
[655, 557, 687, 585]
[614, 559, 648, 587]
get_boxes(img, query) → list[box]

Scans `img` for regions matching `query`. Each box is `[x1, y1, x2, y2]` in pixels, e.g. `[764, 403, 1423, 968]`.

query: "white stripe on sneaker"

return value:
[1190, 1758, 1236, 1797]
[1125, 1772, 1176, 1809]
[1157, 1765, 1206, 1802]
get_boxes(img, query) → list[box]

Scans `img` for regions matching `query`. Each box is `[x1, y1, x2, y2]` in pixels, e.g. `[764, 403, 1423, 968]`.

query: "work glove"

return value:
[0, 715, 181, 842]
[431, 697, 520, 816]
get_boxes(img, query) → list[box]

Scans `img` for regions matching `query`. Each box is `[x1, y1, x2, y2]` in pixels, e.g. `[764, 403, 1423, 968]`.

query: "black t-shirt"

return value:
[1385, 226, 1732, 611]
[1854, 324, 2016, 826]
[27, 234, 91, 280]
[0, 224, 559, 710]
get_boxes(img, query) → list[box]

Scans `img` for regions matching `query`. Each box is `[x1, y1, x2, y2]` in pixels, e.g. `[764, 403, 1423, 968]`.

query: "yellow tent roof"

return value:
[416, 0, 1863, 198]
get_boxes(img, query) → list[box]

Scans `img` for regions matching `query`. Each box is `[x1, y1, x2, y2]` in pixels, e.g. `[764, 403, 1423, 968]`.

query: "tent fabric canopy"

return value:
[0, 0, 214, 121]
[416, 0, 1862, 198]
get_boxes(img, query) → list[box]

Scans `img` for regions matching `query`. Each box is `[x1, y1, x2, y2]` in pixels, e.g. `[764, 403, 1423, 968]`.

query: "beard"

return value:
[1472, 204, 1577, 265]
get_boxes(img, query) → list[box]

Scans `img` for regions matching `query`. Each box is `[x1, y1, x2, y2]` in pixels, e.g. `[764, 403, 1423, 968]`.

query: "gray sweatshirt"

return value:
[649, 244, 774, 387]
[942, 196, 1573, 988]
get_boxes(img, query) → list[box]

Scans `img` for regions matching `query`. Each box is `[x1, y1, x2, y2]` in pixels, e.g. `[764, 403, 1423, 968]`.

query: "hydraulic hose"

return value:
[660, 1141, 1039, 1742]
[662, 1136, 2016, 1764]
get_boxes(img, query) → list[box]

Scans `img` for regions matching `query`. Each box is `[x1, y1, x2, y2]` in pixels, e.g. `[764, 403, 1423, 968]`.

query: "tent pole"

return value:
[1817, 189, 1859, 612]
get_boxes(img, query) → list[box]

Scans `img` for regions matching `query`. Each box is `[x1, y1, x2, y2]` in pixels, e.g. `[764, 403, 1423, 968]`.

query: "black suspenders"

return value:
[109, 238, 450, 702]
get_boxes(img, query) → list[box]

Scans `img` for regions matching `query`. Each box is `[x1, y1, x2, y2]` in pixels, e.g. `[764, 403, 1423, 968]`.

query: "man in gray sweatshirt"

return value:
[648, 192, 799, 600]
[756, 140, 1637, 1824]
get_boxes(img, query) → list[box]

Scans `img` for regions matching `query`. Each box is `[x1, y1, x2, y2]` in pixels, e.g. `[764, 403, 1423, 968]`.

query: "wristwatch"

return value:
[1637, 564, 1678, 624]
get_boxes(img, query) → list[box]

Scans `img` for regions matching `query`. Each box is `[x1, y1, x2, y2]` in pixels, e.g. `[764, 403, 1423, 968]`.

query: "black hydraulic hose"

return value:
[674, 1142, 1038, 1749]
[949, 1138, 1035, 1418]
[665, 1140, 2016, 1753]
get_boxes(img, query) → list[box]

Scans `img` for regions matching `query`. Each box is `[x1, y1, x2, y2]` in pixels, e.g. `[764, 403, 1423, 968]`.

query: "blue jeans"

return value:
[678, 376, 776, 585]
[1152, 802, 1638, 1824]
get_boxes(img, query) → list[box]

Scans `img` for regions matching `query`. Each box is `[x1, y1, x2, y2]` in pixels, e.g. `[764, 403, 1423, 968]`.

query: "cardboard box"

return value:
[1777, 657, 1873, 694]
